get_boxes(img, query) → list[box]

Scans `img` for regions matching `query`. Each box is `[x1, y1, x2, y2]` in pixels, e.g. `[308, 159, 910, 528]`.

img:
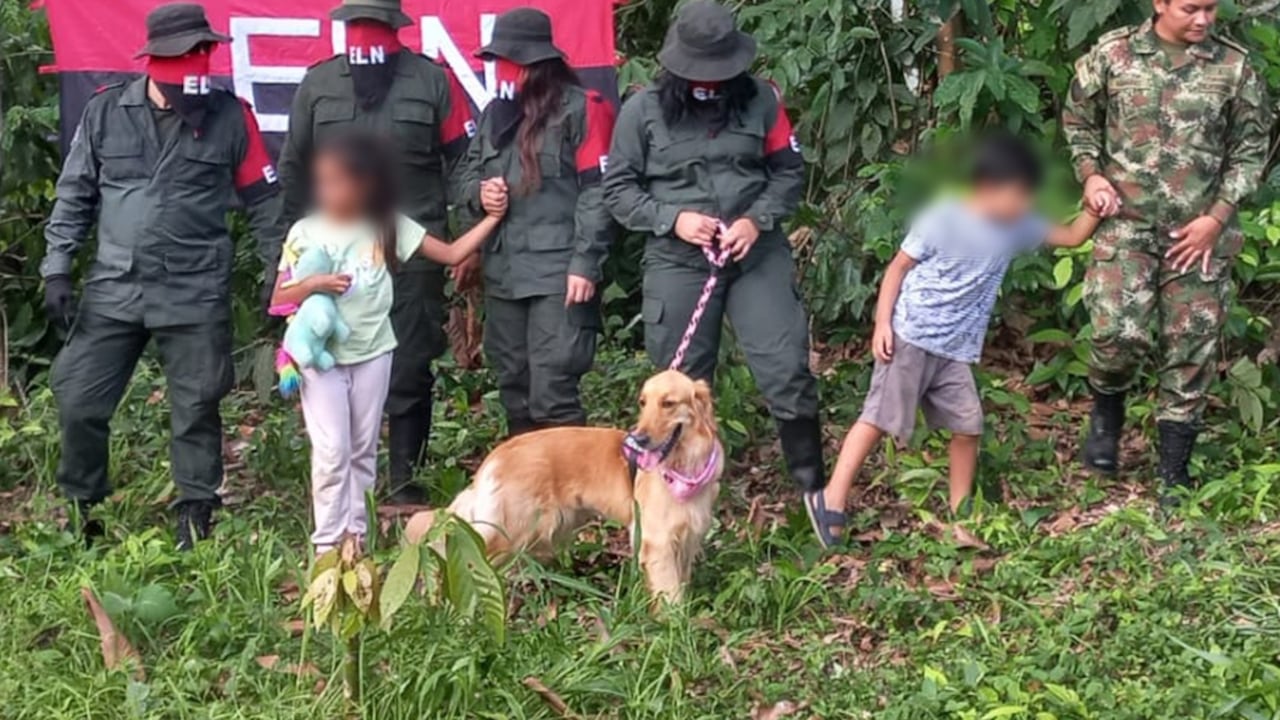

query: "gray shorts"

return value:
[859, 335, 983, 443]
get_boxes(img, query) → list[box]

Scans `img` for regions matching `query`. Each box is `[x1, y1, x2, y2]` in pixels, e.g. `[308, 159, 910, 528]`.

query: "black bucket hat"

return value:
[658, 0, 757, 82]
[474, 8, 565, 65]
[330, 0, 413, 30]
[134, 3, 231, 59]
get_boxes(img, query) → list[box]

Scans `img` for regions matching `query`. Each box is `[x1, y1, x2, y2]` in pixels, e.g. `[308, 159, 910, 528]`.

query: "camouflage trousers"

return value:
[1083, 220, 1238, 424]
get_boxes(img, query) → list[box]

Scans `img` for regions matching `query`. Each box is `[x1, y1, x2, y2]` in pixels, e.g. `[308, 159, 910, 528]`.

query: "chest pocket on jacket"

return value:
[1186, 73, 1235, 145]
[1108, 73, 1158, 124]
[99, 136, 148, 181]
[178, 144, 231, 188]
[314, 99, 355, 143]
[392, 99, 439, 159]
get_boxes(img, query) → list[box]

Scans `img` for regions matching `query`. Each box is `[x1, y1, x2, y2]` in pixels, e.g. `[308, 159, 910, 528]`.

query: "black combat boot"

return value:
[1157, 420, 1199, 509]
[778, 417, 826, 492]
[71, 500, 105, 548]
[175, 500, 215, 551]
[505, 415, 540, 438]
[1083, 390, 1126, 475]
[387, 409, 431, 506]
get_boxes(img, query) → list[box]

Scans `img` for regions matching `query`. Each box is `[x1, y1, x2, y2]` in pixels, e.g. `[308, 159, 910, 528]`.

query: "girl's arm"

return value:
[419, 214, 502, 266]
[1047, 208, 1102, 248]
[269, 271, 351, 310]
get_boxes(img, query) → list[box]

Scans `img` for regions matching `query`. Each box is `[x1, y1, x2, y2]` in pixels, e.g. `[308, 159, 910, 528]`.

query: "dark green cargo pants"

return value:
[51, 309, 233, 505]
[484, 293, 599, 429]
[386, 264, 448, 418]
[640, 241, 818, 421]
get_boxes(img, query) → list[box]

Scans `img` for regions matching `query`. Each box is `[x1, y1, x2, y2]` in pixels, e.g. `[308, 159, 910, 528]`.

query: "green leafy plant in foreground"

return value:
[301, 516, 505, 709]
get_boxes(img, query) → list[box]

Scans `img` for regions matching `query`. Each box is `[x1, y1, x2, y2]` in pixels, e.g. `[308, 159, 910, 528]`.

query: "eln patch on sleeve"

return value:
[575, 91, 616, 184]
[235, 99, 279, 204]
[763, 81, 802, 160]
[440, 67, 477, 158]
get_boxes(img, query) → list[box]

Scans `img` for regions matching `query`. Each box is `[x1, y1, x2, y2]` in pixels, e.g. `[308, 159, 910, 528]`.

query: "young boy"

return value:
[805, 133, 1102, 548]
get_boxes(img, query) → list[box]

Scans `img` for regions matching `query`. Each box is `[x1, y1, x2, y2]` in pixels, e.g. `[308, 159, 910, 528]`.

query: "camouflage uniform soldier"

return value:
[1063, 0, 1271, 499]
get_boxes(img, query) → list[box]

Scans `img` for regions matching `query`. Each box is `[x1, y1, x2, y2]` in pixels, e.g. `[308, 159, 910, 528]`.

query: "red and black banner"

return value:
[40, 0, 620, 157]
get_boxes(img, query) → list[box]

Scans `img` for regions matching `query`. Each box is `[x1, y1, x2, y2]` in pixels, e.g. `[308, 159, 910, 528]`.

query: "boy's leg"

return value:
[947, 434, 980, 513]
[300, 365, 354, 551]
[822, 421, 885, 516]
[346, 353, 394, 539]
[920, 358, 984, 513]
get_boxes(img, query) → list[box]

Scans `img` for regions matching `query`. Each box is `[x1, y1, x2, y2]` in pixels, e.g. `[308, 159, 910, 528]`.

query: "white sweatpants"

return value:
[299, 353, 393, 550]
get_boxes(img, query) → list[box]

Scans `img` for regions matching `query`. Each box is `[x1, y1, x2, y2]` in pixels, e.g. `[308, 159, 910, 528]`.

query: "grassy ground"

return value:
[2, 342, 1279, 719]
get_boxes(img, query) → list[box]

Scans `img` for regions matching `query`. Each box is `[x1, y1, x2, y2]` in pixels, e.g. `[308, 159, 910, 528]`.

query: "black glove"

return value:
[44, 274, 75, 328]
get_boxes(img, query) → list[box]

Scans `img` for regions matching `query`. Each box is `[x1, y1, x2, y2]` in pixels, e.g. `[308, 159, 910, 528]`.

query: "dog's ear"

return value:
[692, 380, 714, 424]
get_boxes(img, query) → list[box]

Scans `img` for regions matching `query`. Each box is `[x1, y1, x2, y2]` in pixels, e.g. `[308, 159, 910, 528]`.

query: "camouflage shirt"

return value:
[1062, 20, 1272, 229]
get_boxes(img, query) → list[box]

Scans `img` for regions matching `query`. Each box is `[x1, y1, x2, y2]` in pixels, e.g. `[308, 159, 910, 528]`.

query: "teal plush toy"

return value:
[282, 246, 351, 372]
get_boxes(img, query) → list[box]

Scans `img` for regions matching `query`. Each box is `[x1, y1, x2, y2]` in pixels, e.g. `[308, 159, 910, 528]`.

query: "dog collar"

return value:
[661, 442, 721, 502]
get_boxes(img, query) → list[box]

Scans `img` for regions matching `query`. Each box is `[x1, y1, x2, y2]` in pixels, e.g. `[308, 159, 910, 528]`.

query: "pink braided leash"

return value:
[668, 224, 732, 372]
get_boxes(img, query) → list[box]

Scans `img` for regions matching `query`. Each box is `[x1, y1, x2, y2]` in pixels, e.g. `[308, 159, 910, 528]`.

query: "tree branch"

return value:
[1239, 0, 1280, 17]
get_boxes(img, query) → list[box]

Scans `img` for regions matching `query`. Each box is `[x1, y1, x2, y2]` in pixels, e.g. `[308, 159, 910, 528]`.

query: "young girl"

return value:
[271, 132, 505, 553]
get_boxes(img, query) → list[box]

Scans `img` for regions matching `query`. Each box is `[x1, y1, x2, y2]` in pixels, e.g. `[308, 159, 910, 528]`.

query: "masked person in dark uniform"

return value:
[603, 0, 824, 494]
[278, 0, 478, 504]
[41, 3, 284, 548]
[458, 8, 616, 433]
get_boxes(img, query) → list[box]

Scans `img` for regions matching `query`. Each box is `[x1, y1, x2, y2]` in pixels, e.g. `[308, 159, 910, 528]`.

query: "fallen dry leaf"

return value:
[751, 700, 801, 720]
[523, 676, 578, 718]
[255, 655, 320, 677]
[281, 619, 307, 637]
[81, 587, 145, 680]
[949, 524, 990, 551]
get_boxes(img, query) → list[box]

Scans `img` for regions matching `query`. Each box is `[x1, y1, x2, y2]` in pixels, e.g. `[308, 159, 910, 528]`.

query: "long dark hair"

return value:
[656, 71, 757, 132]
[315, 132, 401, 273]
[515, 58, 581, 195]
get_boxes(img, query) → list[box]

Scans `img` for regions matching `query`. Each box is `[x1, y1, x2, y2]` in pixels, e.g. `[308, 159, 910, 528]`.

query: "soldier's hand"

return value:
[674, 211, 717, 246]
[565, 274, 596, 306]
[1166, 216, 1223, 274]
[721, 218, 760, 261]
[43, 274, 75, 328]
[450, 252, 482, 292]
[480, 178, 509, 217]
[1084, 175, 1122, 217]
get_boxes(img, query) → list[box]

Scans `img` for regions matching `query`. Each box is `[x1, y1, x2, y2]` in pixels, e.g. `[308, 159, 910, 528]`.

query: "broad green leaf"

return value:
[304, 568, 341, 629]
[379, 542, 420, 629]
[1027, 328, 1073, 344]
[444, 519, 507, 645]
[132, 585, 180, 626]
[1053, 256, 1074, 289]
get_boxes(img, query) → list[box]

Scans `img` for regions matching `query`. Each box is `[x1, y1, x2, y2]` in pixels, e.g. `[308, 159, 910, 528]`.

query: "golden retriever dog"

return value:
[405, 369, 722, 602]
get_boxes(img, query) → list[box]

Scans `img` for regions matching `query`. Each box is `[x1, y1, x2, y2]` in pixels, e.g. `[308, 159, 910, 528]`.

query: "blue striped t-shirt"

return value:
[892, 199, 1048, 363]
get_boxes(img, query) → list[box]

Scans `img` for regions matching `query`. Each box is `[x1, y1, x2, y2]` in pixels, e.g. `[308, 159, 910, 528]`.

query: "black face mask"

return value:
[487, 98, 524, 148]
[350, 51, 400, 110]
[147, 53, 213, 128]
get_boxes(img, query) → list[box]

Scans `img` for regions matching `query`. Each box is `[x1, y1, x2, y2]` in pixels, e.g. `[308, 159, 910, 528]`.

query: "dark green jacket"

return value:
[603, 75, 804, 270]
[458, 86, 616, 299]
[278, 53, 471, 260]
[42, 78, 284, 327]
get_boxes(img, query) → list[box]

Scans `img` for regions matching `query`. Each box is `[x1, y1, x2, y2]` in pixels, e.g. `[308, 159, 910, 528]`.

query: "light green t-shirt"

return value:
[280, 213, 425, 365]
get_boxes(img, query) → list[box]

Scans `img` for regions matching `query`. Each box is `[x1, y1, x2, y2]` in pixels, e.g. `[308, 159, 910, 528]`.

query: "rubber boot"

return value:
[175, 500, 215, 551]
[387, 409, 431, 506]
[1083, 390, 1125, 475]
[506, 415, 540, 438]
[71, 500, 104, 548]
[1157, 420, 1199, 509]
[778, 417, 826, 492]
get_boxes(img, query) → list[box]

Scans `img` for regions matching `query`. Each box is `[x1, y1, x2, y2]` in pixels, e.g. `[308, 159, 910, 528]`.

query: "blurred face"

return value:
[312, 152, 364, 221]
[974, 181, 1036, 222]
[1154, 1, 1217, 44]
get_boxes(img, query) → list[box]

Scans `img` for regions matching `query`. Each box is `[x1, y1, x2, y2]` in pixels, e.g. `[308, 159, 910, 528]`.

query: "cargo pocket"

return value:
[180, 145, 231, 188]
[99, 137, 147, 181]
[392, 99, 439, 162]
[165, 244, 227, 303]
[567, 298, 602, 330]
[313, 98, 355, 144]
